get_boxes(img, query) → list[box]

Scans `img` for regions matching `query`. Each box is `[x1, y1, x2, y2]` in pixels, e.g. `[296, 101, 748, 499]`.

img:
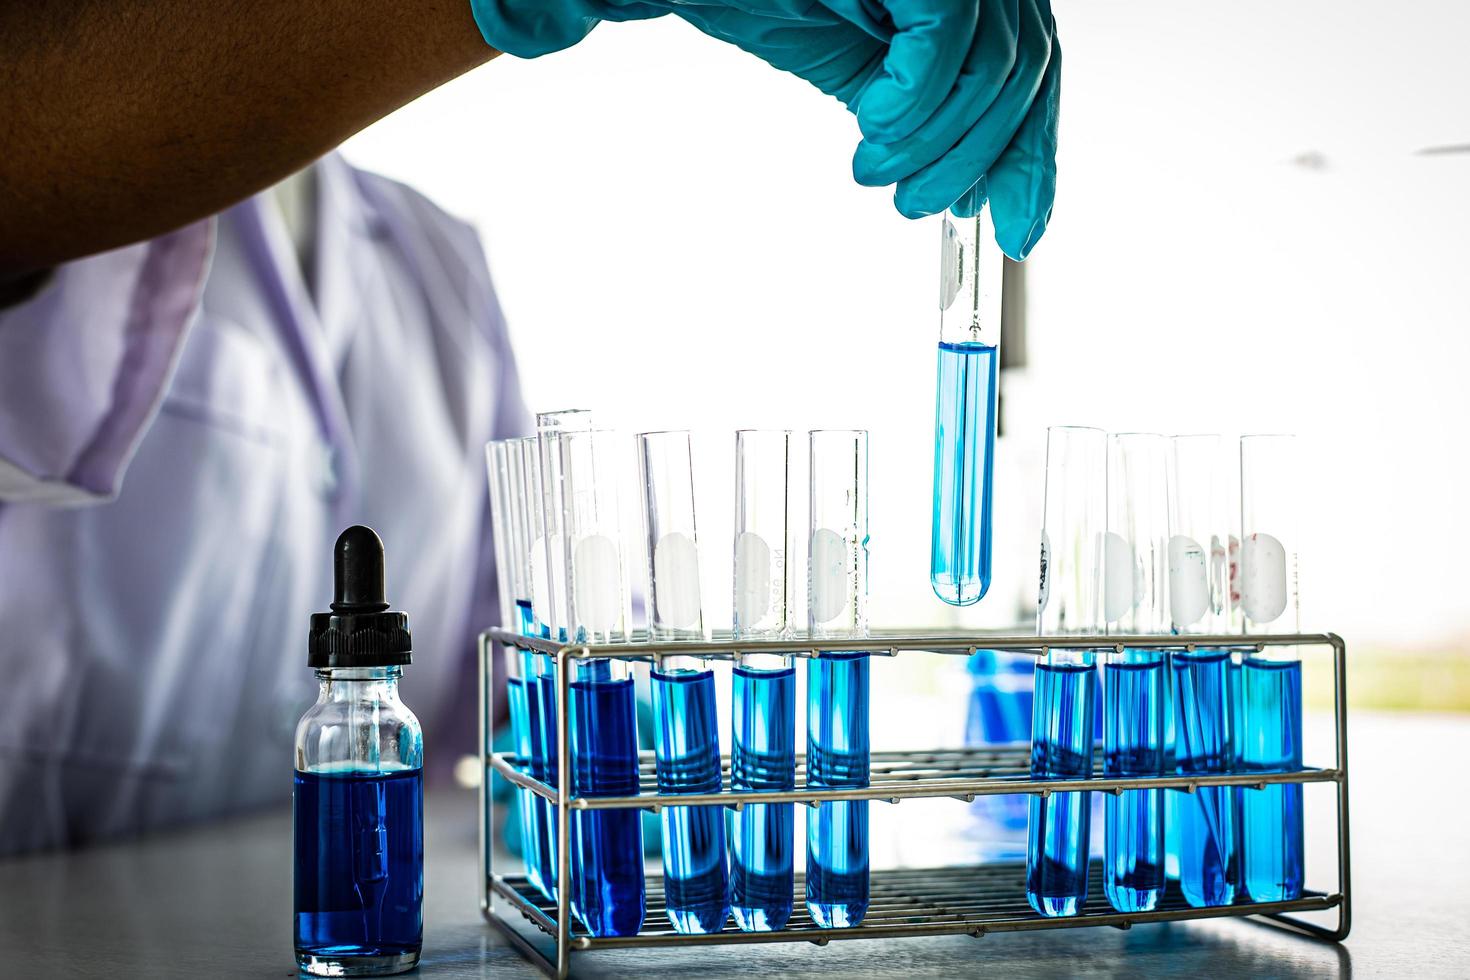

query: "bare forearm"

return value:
[0, 0, 496, 275]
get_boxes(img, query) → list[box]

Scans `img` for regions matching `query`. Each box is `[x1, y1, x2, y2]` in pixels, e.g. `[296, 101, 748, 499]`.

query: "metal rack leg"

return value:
[556, 646, 575, 979]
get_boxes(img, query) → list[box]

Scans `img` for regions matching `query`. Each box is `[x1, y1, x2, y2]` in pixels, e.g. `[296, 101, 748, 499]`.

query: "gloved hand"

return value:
[469, 0, 1059, 259]
[668, 0, 1060, 259]
[468, 0, 669, 58]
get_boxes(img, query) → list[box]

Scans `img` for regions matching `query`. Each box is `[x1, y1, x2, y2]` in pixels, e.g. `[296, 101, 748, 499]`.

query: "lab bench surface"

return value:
[2, 710, 1466, 979]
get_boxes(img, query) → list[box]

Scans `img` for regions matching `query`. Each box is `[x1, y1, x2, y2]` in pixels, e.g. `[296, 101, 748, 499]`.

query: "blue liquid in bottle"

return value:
[1103, 654, 1166, 912]
[807, 652, 870, 928]
[1172, 649, 1238, 907]
[931, 341, 998, 606]
[964, 651, 1033, 833]
[569, 670, 646, 936]
[294, 768, 424, 964]
[1026, 658, 1096, 917]
[731, 665, 796, 931]
[651, 668, 730, 934]
[1240, 657, 1304, 902]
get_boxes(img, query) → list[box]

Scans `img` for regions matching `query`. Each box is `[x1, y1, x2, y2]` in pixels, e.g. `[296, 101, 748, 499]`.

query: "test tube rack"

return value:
[478, 629, 1351, 978]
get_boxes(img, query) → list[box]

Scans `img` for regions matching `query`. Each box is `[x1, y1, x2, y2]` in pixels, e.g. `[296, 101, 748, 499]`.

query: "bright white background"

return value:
[346, 0, 1470, 650]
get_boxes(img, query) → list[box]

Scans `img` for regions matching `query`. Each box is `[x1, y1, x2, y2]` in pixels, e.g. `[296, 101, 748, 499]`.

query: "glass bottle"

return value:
[295, 526, 423, 977]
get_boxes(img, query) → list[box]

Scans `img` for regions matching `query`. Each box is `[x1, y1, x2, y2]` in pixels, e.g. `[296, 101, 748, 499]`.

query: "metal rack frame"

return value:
[478, 630, 1351, 978]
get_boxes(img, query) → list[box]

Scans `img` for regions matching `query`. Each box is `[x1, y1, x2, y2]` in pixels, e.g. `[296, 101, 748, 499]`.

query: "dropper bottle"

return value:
[295, 526, 424, 976]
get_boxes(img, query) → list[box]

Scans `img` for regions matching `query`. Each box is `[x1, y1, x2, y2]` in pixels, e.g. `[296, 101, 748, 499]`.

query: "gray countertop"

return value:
[3, 710, 1466, 978]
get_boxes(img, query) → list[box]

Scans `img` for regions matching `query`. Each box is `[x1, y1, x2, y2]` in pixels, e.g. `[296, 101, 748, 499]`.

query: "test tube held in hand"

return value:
[931, 205, 1002, 606]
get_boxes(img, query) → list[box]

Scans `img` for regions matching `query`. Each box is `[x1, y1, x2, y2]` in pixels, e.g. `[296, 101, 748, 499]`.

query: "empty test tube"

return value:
[730, 429, 797, 932]
[1028, 425, 1103, 918]
[1101, 433, 1169, 913]
[931, 204, 1002, 606]
[548, 427, 645, 938]
[1238, 434, 1304, 903]
[637, 430, 730, 935]
[806, 429, 870, 929]
[1168, 434, 1238, 908]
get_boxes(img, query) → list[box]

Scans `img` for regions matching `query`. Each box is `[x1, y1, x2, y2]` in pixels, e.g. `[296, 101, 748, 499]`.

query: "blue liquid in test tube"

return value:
[508, 600, 556, 902]
[1240, 656, 1304, 901]
[1103, 653, 1166, 912]
[931, 341, 997, 605]
[652, 668, 730, 933]
[1172, 649, 1238, 907]
[931, 208, 1002, 607]
[1164, 664, 1180, 881]
[1027, 657, 1096, 917]
[570, 667, 646, 937]
[731, 664, 796, 930]
[807, 652, 870, 928]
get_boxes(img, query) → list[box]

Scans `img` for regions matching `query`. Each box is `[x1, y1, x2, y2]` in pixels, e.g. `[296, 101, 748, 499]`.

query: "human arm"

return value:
[0, 0, 496, 278]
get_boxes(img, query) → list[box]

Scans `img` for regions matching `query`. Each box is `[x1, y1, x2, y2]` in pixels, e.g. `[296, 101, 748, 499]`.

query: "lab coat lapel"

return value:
[232, 179, 360, 516]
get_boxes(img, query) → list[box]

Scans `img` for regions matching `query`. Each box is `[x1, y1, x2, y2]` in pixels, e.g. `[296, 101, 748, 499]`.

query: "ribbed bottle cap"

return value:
[308, 525, 412, 668]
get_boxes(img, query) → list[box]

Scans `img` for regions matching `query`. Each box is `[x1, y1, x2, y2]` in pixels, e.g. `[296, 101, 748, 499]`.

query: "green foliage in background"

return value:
[1306, 647, 1470, 713]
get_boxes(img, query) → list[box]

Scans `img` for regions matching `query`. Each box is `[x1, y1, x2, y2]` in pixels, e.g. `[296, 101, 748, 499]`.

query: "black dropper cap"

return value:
[308, 525, 412, 668]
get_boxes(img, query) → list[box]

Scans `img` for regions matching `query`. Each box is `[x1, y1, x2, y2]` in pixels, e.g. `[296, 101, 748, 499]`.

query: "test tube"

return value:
[1102, 433, 1169, 913]
[1167, 433, 1239, 908]
[730, 429, 796, 932]
[806, 429, 870, 929]
[1028, 425, 1104, 917]
[525, 411, 593, 902]
[636, 430, 730, 935]
[486, 439, 556, 902]
[537, 410, 594, 642]
[931, 205, 1002, 606]
[1238, 434, 1304, 902]
[550, 427, 645, 937]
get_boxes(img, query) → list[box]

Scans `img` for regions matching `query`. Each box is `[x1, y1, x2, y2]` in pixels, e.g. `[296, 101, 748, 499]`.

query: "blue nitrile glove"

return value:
[469, 0, 669, 58]
[667, 0, 1060, 259]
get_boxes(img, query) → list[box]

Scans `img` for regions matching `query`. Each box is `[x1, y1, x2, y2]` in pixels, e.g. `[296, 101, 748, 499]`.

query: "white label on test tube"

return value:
[734, 531, 772, 625]
[653, 532, 702, 628]
[1103, 531, 1136, 624]
[573, 534, 622, 633]
[939, 217, 962, 311]
[1168, 534, 1210, 628]
[809, 527, 849, 625]
[1241, 532, 1288, 624]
